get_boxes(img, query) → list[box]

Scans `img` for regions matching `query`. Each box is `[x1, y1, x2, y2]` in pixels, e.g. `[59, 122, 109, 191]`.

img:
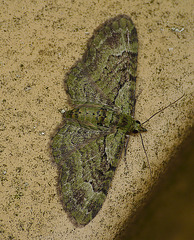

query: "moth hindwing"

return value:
[52, 15, 146, 226]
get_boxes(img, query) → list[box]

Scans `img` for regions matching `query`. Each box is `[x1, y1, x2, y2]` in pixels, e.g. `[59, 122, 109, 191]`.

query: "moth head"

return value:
[133, 120, 147, 133]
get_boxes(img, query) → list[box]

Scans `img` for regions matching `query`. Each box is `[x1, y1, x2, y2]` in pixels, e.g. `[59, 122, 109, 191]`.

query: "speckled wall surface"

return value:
[0, 0, 193, 239]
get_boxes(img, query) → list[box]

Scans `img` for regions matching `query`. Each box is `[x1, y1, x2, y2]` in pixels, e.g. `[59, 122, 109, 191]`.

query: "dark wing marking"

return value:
[52, 119, 126, 225]
[66, 15, 138, 115]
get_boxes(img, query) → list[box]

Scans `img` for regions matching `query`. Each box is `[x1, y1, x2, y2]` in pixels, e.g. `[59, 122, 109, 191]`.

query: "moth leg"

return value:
[123, 134, 130, 174]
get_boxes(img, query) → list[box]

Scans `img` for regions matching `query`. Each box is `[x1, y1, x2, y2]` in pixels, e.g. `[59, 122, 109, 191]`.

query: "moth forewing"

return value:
[52, 15, 144, 226]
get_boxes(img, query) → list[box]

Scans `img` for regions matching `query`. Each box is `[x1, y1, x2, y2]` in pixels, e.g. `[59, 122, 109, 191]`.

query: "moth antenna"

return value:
[139, 94, 184, 178]
[139, 133, 153, 179]
[142, 94, 185, 125]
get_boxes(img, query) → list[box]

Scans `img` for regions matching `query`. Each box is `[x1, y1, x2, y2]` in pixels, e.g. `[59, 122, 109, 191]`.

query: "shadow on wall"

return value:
[117, 126, 194, 240]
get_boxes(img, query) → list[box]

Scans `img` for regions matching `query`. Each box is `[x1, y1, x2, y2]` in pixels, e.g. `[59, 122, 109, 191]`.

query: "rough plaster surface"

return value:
[0, 0, 193, 239]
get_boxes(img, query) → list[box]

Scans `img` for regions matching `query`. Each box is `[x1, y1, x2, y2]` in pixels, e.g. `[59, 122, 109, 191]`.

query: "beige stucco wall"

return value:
[0, 0, 193, 239]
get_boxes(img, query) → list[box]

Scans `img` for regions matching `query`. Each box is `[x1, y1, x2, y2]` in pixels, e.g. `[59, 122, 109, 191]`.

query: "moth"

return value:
[52, 15, 148, 226]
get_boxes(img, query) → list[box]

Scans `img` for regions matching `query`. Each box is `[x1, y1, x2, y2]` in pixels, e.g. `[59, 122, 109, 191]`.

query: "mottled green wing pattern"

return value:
[52, 119, 126, 225]
[66, 15, 138, 116]
[52, 15, 138, 226]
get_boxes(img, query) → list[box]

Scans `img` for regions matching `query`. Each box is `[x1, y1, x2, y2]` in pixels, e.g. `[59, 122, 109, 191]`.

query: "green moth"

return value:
[52, 15, 147, 226]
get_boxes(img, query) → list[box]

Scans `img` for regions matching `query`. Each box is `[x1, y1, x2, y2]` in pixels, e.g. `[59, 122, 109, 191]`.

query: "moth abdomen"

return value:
[64, 105, 116, 128]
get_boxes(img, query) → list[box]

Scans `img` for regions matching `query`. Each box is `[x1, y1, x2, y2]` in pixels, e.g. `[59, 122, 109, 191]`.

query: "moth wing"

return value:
[66, 15, 138, 115]
[52, 119, 126, 226]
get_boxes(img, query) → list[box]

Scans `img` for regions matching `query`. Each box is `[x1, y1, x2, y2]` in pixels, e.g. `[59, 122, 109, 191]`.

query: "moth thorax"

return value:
[117, 114, 135, 132]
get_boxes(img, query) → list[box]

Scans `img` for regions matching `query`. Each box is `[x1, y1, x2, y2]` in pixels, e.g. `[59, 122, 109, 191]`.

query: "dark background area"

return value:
[117, 126, 194, 240]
